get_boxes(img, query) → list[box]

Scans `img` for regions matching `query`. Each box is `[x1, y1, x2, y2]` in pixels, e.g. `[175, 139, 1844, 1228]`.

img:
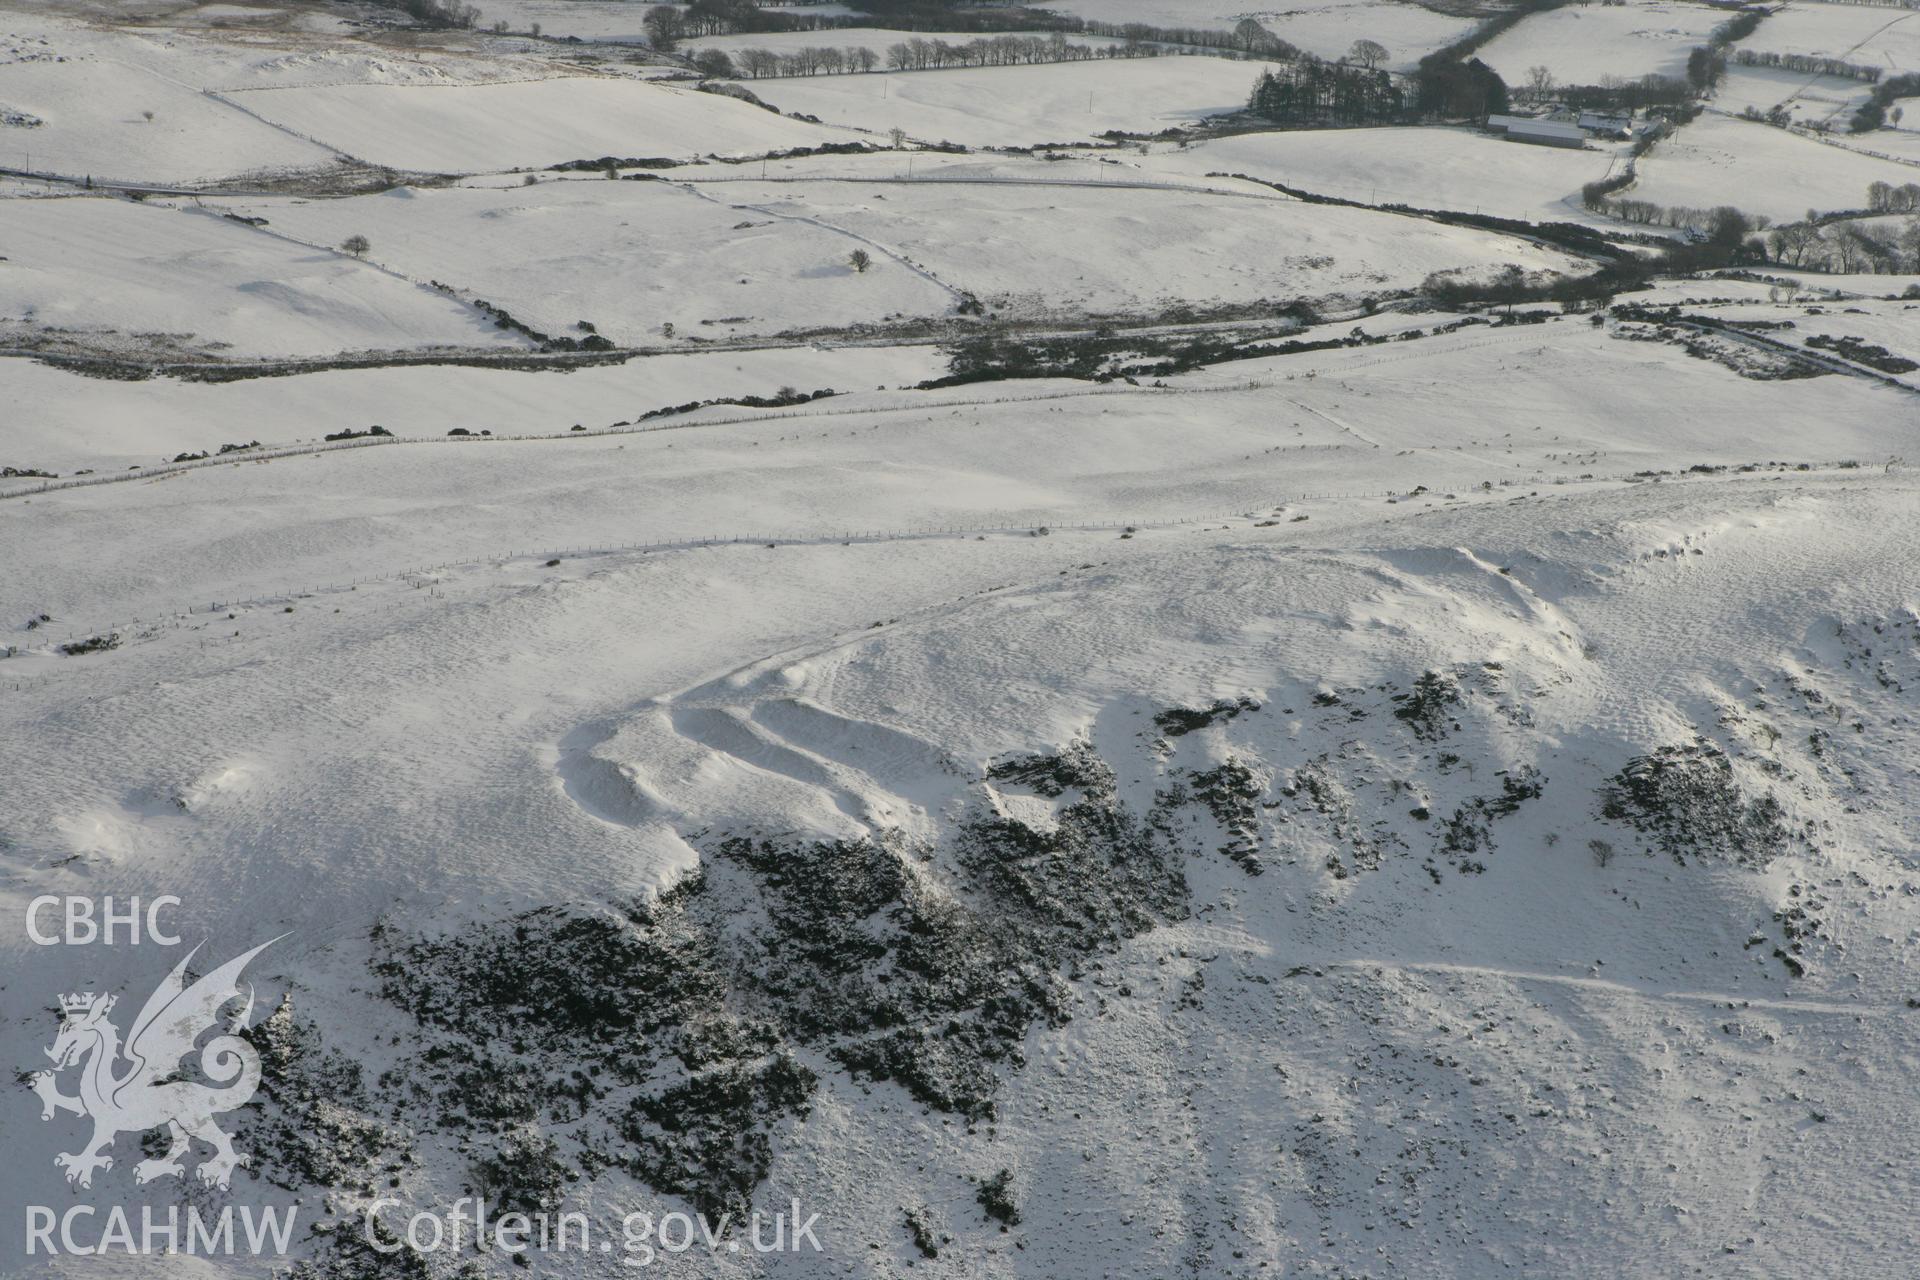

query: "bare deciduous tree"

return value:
[692, 48, 734, 78]
[1347, 39, 1388, 70]
[643, 5, 682, 50]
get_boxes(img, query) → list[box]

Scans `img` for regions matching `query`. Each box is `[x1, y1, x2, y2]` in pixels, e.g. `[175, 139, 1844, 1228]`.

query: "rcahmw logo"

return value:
[21, 929, 299, 1258]
[27, 1203, 297, 1259]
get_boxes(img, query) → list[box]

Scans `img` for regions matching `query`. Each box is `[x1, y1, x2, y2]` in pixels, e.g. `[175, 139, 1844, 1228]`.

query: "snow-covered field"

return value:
[1246, 0, 1478, 70]
[0, 193, 520, 357]
[0, 55, 336, 182]
[1736, 2, 1920, 72]
[1148, 125, 1622, 222]
[1479, 0, 1725, 87]
[1043, 0, 1478, 66]
[238, 177, 963, 342]
[1714, 63, 1875, 128]
[662, 173, 1597, 315]
[1631, 111, 1917, 219]
[3, 342, 948, 473]
[225, 75, 851, 172]
[1833, 119, 1920, 163]
[8, 2, 1920, 1278]
[734, 56, 1256, 146]
[199, 156, 1600, 338]
[0, 6, 635, 182]
[471, 0, 655, 40]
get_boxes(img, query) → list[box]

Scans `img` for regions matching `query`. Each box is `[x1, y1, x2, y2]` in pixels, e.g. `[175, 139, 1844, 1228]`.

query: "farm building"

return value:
[1485, 115, 1587, 149]
[1578, 111, 1632, 137]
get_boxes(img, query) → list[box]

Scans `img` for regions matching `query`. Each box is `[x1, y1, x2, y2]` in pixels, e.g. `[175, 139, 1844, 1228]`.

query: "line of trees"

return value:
[1685, 10, 1764, 93]
[1519, 64, 1694, 112]
[1592, 195, 1768, 240]
[709, 34, 1181, 78]
[1581, 179, 1920, 273]
[649, 2, 1328, 55]
[1076, 15, 1296, 55]
[886, 33, 1141, 70]
[1767, 217, 1920, 271]
[716, 46, 876, 76]
[645, 0, 1125, 47]
[1731, 48, 1883, 83]
[1867, 181, 1920, 213]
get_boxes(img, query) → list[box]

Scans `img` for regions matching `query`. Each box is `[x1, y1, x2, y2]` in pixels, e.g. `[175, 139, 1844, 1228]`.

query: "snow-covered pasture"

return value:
[1736, 3, 1920, 73]
[1040, 0, 1477, 67]
[1832, 117, 1920, 162]
[0, 55, 335, 182]
[224, 74, 850, 172]
[2, 5, 552, 91]
[0, 194, 516, 357]
[0, 341, 946, 473]
[1629, 112, 1917, 221]
[1247, 0, 1480, 71]
[236, 177, 961, 343]
[666, 174, 1597, 315]
[1149, 126, 1620, 223]
[732, 55, 1257, 146]
[1477, 0, 1724, 87]
[6, 309, 1900, 549]
[1163, 309, 1914, 467]
[466, 0, 654, 41]
[1713, 63, 1874, 128]
[0, 6, 577, 182]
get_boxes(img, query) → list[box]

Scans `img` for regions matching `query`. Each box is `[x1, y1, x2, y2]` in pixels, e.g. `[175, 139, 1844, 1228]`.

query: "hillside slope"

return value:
[4, 468, 1916, 1277]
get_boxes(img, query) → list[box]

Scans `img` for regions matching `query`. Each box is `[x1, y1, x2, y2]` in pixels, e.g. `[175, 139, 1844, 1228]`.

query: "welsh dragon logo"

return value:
[29, 939, 277, 1191]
